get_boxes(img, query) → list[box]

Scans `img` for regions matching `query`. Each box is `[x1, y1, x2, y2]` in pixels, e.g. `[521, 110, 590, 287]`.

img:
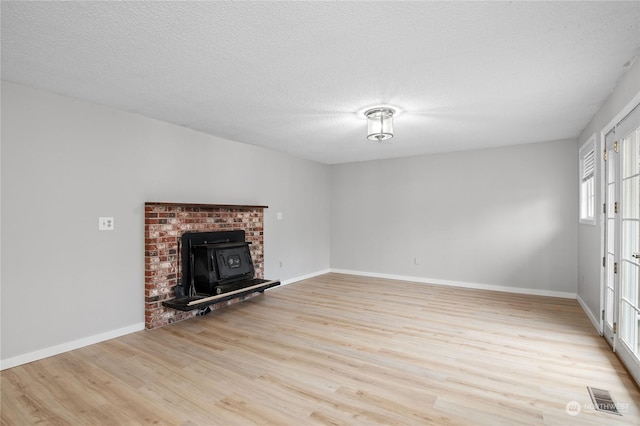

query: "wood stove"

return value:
[162, 230, 279, 311]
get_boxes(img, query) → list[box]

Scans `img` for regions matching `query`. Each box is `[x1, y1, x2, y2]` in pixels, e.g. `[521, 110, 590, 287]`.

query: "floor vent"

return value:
[587, 387, 621, 416]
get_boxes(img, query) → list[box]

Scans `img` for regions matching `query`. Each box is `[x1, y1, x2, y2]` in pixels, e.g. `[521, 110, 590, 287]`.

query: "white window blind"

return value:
[580, 135, 596, 225]
[582, 149, 595, 181]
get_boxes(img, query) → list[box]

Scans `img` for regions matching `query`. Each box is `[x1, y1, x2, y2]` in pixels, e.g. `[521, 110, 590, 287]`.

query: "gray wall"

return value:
[330, 140, 578, 294]
[577, 59, 640, 322]
[1, 82, 330, 360]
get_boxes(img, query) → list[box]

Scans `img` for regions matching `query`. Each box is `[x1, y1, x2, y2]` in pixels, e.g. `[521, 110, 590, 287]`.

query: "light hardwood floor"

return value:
[2, 273, 639, 425]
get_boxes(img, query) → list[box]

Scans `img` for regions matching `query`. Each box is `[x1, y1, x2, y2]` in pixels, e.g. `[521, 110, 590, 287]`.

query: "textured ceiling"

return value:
[2, 1, 639, 164]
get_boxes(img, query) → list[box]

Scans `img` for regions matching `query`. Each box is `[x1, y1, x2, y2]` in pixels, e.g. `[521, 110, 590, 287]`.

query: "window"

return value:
[580, 134, 597, 225]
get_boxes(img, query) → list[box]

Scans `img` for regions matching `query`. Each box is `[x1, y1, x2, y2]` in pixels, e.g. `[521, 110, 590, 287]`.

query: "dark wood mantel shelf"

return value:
[145, 202, 268, 210]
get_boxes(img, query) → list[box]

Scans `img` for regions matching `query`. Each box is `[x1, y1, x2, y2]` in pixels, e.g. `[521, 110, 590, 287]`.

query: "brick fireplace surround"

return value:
[144, 202, 266, 330]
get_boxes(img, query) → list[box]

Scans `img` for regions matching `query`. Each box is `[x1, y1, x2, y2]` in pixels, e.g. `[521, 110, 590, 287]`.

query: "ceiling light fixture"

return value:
[365, 107, 395, 142]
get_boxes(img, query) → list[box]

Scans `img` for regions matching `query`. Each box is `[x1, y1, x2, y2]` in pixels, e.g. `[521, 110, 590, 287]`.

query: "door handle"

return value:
[633, 252, 640, 259]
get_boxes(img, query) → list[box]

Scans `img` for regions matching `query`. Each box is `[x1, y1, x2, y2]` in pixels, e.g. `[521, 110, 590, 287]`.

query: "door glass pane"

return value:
[620, 259, 638, 355]
[607, 184, 616, 220]
[607, 218, 616, 250]
[621, 261, 638, 301]
[606, 249, 616, 327]
[623, 131, 638, 178]
[608, 152, 616, 183]
[622, 220, 639, 260]
[623, 176, 639, 219]
[606, 286, 614, 326]
[620, 301, 636, 352]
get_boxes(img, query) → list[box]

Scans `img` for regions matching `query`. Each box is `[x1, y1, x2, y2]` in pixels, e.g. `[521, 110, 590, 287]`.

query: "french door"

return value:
[603, 103, 640, 385]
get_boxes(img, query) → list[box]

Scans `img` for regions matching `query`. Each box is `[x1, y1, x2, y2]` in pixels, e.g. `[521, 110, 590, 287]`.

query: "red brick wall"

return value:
[144, 202, 266, 329]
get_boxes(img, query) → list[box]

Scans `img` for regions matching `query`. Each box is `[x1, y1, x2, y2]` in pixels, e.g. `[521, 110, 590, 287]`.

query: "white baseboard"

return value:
[330, 269, 577, 299]
[278, 269, 332, 286]
[0, 322, 145, 371]
[577, 294, 602, 335]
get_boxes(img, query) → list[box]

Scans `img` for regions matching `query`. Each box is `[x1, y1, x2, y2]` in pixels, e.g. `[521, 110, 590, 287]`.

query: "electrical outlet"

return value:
[414, 256, 421, 265]
[99, 217, 114, 231]
[277, 212, 283, 220]
[279, 260, 283, 267]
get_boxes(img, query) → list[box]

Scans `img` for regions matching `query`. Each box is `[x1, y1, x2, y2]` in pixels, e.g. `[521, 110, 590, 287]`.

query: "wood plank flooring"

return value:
[2, 273, 639, 425]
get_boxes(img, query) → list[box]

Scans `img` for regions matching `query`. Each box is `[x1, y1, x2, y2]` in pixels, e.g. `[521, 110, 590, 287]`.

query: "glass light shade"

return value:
[365, 108, 394, 141]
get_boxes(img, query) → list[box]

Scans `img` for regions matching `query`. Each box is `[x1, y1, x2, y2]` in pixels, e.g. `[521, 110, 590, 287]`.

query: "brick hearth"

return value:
[144, 202, 266, 329]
